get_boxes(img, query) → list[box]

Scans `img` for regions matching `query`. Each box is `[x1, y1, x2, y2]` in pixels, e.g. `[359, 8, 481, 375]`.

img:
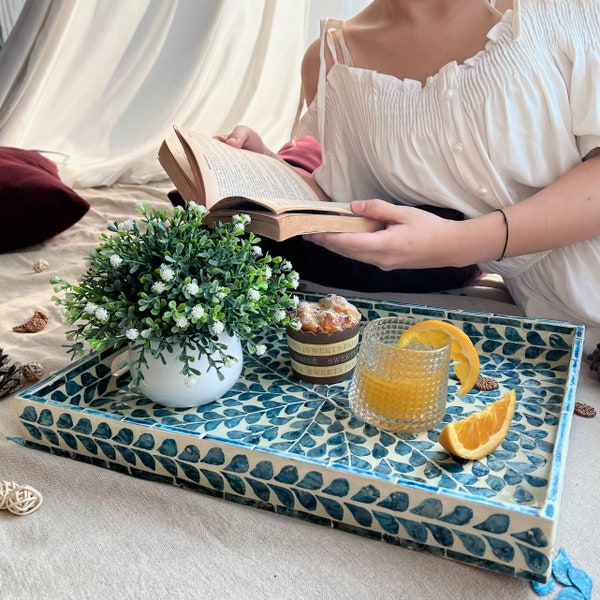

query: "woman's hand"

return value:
[305, 199, 469, 269]
[215, 125, 276, 157]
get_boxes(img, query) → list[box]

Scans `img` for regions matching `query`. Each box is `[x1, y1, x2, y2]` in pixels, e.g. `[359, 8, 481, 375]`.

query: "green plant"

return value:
[51, 202, 300, 387]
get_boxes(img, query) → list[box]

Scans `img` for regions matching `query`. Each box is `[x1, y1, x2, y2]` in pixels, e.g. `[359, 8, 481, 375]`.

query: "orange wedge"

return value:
[438, 390, 517, 460]
[398, 319, 480, 395]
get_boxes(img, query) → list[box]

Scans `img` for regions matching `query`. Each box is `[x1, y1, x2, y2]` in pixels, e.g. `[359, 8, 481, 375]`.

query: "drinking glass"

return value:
[348, 317, 451, 433]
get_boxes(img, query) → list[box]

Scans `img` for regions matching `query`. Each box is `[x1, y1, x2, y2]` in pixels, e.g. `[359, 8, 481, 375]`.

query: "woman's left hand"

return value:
[304, 199, 465, 269]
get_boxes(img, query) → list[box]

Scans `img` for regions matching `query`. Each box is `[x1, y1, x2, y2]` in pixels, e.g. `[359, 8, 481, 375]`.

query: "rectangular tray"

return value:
[15, 295, 584, 583]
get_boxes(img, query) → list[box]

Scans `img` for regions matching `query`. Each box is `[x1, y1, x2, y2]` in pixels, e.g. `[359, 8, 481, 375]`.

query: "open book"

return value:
[158, 125, 384, 241]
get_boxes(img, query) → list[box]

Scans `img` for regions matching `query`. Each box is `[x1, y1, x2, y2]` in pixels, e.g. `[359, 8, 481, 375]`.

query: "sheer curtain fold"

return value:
[0, 0, 366, 188]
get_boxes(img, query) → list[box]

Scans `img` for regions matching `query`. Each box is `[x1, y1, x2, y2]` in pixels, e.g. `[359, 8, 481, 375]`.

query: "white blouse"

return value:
[297, 0, 600, 348]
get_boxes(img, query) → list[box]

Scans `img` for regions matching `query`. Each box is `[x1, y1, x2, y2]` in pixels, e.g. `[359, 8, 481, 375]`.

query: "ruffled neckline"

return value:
[335, 7, 517, 91]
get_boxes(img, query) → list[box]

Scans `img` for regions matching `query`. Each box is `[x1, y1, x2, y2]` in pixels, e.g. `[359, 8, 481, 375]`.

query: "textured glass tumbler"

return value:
[348, 317, 451, 433]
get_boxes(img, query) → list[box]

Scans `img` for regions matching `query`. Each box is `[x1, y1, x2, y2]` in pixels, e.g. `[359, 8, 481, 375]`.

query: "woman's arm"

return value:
[306, 154, 600, 269]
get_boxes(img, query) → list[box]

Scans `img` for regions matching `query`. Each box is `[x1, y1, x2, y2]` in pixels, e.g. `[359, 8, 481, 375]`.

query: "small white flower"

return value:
[216, 289, 228, 299]
[118, 219, 135, 232]
[232, 213, 251, 225]
[231, 214, 250, 232]
[85, 302, 97, 314]
[290, 319, 302, 330]
[186, 282, 199, 296]
[211, 321, 225, 335]
[160, 267, 175, 282]
[222, 356, 239, 368]
[255, 344, 267, 356]
[282, 260, 293, 271]
[189, 201, 208, 215]
[106, 219, 116, 228]
[252, 245, 263, 257]
[248, 288, 260, 302]
[291, 295, 300, 308]
[152, 281, 166, 294]
[264, 266, 272, 279]
[110, 254, 123, 267]
[276, 309, 286, 321]
[191, 305, 205, 319]
[291, 273, 300, 289]
[184, 376, 196, 388]
[95, 307, 109, 321]
[175, 316, 189, 328]
[125, 328, 139, 341]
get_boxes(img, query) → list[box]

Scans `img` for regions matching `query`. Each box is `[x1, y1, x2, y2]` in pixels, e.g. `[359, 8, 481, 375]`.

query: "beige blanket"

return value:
[1, 183, 597, 600]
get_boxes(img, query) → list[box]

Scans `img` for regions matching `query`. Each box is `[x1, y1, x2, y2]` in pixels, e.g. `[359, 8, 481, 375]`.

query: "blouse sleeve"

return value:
[293, 100, 319, 142]
[557, 0, 600, 158]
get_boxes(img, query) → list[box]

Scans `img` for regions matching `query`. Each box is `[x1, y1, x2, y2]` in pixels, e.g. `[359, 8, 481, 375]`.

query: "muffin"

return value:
[286, 294, 362, 384]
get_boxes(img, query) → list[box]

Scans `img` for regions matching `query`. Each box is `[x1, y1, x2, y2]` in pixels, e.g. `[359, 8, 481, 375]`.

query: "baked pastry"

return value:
[290, 294, 361, 334]
[287, 294, 361, 384]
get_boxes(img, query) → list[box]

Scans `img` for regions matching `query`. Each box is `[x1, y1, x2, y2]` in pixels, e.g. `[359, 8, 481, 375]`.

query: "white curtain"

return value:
[0, 0, 366, 188]
[0, 0, 26, 45]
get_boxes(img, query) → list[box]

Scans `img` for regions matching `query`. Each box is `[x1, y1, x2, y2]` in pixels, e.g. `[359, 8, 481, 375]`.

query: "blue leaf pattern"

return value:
[15, 295, 584, 586]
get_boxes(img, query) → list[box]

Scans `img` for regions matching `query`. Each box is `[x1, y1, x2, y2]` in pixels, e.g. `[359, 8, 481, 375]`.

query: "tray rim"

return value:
[16, 295, 585, 520]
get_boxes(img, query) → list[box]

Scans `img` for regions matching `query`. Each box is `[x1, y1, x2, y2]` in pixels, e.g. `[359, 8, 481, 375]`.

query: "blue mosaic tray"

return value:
[15, 296, 584, 583]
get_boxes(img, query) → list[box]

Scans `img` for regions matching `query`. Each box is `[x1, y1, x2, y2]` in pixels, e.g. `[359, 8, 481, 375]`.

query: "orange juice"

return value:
[356, 358, 449, 431]
[348, 317, 451, 433]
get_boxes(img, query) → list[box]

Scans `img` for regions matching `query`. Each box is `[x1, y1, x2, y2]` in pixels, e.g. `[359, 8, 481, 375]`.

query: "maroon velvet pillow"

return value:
[0, 147, 90, 252]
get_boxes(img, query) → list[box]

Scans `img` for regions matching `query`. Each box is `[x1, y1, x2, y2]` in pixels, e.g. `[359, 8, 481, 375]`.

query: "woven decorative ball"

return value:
[0, 480, 19, 510]
[4, 484, 43, 516]
[33, 258, 50, 273]
[22, 361, 44, 381]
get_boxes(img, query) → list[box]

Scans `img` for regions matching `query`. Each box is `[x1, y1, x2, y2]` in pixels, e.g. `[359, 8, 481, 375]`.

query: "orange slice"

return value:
[438, 390, 517, 460]
[398, 319, 480, 395]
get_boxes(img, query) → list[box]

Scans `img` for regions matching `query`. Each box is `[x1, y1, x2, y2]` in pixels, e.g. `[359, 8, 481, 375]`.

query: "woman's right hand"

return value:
[215, 125, 273, 156]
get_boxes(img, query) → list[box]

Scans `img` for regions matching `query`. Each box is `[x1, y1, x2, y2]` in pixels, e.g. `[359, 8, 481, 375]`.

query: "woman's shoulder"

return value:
[301, 39, 321, 107]
[301, 21, 344, 106]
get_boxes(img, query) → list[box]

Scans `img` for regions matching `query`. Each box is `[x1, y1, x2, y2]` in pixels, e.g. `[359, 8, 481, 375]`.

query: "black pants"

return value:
[258, 235, 481, 294]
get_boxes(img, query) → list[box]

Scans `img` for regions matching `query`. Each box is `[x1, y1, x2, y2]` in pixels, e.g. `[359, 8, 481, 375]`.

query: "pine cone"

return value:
[0, 348, 24, 398]
[587, 343, 600, 376]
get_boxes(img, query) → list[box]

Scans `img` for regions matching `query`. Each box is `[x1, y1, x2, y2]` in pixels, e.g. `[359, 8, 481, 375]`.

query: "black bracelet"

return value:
[495, 208, 509, 261]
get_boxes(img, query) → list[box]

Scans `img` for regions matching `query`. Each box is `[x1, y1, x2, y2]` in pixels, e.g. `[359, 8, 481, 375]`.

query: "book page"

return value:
[183, 130, 320, 204]
[159, 138, 205, 203]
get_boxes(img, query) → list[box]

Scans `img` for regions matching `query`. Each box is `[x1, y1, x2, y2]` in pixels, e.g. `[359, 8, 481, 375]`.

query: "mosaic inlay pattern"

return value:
[16, 296, 583, 583]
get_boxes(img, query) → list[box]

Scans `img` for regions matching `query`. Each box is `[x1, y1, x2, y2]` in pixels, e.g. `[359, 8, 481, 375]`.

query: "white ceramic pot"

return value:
[129, 333, 244, 408]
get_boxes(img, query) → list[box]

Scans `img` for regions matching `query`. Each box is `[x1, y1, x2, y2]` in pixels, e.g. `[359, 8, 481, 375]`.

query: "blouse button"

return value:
[443, 89, 455, 101]
[477, 186, 489, 197]
[453, 142, 464, 152]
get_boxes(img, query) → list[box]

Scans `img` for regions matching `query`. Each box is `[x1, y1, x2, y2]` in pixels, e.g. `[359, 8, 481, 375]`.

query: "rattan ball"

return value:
[4, 484, 43, 516]
[0, 480, 19, 510]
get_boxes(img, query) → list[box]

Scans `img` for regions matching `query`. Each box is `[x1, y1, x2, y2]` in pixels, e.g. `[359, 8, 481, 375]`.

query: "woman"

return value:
[224, 0, 600, 349]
